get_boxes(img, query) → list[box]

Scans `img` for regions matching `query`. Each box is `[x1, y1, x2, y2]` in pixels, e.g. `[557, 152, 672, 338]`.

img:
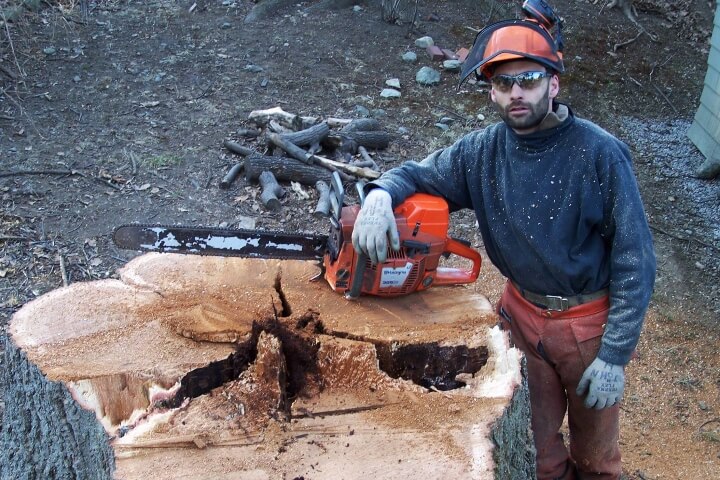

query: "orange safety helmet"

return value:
[459, 18, 564, 86]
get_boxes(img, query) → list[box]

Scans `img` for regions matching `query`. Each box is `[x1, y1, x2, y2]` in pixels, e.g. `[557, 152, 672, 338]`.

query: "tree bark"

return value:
[3, 254, 536, 479]
[1, 334, 115, 479]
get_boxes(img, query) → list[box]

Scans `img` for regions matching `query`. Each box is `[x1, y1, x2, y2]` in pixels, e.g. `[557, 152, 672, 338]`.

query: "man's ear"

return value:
[490, 86, 496, 103]
[549, 74, 560, 100]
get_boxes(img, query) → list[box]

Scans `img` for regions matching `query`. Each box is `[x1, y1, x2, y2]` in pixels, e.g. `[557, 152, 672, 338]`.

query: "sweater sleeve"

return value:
[368, 131, 483, 210]
[596, 142, 656, 366]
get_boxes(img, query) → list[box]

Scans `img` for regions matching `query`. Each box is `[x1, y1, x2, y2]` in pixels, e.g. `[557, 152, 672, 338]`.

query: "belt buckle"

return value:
[545, 295, 569, 312]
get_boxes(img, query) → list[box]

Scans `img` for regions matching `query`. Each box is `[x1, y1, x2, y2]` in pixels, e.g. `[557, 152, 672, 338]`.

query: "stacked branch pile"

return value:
[222, 107, 391, 212]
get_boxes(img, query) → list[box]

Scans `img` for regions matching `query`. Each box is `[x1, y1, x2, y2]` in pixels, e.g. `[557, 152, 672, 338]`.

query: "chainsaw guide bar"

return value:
[113, 224, 329, 261]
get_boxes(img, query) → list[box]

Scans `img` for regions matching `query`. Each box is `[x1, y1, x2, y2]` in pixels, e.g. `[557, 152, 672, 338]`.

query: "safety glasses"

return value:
[490, 71, 552, 93]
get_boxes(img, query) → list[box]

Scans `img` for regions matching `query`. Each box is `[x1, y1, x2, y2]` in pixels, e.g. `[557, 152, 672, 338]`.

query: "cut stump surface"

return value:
[3, 253, 535, 479]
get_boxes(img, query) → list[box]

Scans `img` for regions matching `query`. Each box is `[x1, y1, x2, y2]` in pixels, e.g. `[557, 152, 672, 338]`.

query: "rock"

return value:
[237, 215, 256, 229]
[385, 78, 401, 89]
[245, 64, 264, 73]
[477, 113, 486, 121]
[443, 60, 462, 72]
[426, 45, 444, 61]
[354, 105, 370, 117]
[695, 156, 720, 179]
[43, 46, 56, 55]
[380, 88, 401, 98]
[414, 36, 434, 48]
[416, 66, 441, 86]
[353, 5, 362, 12]
[439, 117, 455, 125]
[371, 109, 387, 118]
[401, 51, 417, 63]
[435, 123, 450, 131]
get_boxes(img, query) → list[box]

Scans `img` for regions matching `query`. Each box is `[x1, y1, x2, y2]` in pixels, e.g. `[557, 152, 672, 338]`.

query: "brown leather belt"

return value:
[511, 281, 609, 312]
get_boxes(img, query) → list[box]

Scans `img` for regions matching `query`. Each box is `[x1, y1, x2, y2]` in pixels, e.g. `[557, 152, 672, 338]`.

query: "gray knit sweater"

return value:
[370, 106, 656, 365]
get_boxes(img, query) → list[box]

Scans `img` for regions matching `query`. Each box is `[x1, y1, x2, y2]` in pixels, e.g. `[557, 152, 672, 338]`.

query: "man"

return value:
[351, 10, 656, 480]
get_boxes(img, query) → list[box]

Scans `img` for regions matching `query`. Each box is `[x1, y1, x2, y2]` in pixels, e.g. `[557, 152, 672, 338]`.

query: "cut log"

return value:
[324, 131, 391, 151]
[258, 170, 284, 210]
[244, 153, 334, 185]
[219, 163, 244, 189]
[2, 254, 536, 479]
[326, 117, 353, 128]
[279, 121, 330, 148]
[313, 180, 331, 218]
[223, 139, 256, 157]
[356, 145, 380, 171]
[341, 118, 382, 133]
[248, 106, 318, 130]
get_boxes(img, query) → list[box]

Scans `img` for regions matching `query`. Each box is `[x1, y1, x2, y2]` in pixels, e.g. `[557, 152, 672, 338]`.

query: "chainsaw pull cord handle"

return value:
[432, 238, 482, 286]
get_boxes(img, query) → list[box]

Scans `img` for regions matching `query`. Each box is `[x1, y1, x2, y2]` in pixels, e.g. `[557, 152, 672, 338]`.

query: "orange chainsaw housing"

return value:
[323, 194, 482, 297]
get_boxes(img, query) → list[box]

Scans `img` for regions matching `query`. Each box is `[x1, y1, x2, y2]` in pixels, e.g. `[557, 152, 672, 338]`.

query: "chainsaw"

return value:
[113, 172, 481, 298]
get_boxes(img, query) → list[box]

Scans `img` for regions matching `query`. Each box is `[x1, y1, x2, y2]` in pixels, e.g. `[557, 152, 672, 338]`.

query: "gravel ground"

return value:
[619, 117, 720, 319]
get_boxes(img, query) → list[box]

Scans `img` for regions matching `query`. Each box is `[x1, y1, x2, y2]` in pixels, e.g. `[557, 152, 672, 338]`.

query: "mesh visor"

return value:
[459, 19, 563, 87]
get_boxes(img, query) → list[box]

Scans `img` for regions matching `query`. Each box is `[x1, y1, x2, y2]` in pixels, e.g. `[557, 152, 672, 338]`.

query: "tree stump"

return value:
[1, 253, 536, 479]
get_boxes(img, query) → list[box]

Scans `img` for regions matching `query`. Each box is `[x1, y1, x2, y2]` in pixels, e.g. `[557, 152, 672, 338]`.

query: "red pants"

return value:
[497, 282, 621, 480]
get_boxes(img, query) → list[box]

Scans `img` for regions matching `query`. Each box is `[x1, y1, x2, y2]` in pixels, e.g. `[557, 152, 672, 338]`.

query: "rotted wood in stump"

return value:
[244, 153, 334, 185]
[3, 254, 536, 480]
[258, 170, 284, 210]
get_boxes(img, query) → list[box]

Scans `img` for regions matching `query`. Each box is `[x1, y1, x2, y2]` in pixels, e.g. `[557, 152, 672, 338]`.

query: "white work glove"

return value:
[576, 357, 625, 410]
[351, 188, 400, 264]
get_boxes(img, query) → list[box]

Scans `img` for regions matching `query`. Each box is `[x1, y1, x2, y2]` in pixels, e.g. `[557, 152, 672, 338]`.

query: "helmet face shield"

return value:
[459, 19, 564, 87]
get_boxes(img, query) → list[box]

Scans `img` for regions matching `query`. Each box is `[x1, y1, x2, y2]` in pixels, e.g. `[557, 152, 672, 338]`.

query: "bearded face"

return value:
[488, 59, 559, 134]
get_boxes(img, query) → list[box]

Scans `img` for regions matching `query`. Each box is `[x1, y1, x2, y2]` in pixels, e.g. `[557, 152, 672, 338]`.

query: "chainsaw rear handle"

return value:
[432, 237, 482, 286]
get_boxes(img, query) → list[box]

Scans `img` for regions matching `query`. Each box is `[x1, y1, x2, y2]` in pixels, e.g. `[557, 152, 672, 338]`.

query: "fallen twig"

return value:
[649, 224, 719, 252]
[57, 254, 69, 287]
[1, 9, 24, 79]
[651, 84, 678, 115]
[646, 54, 678, 114]
[0, 235, 28, 242]
[613, 30, 643, 52]
[0, 169, 79, 178]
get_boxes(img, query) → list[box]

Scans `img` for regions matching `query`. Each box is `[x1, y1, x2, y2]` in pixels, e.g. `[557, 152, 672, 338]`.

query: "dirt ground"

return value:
[1, 0, 719, 478]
